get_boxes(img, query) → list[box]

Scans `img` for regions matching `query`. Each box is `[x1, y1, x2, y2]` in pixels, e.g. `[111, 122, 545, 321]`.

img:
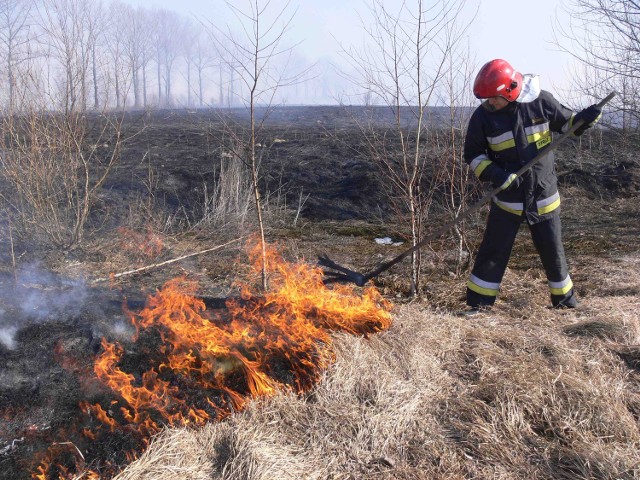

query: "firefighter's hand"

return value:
[574, 104, 602, 136]
[491, 170, 521, 191]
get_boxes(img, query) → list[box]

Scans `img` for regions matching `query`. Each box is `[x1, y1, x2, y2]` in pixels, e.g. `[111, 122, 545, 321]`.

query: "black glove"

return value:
[574, 104, 602, 136]
[491, 170, 521, 192]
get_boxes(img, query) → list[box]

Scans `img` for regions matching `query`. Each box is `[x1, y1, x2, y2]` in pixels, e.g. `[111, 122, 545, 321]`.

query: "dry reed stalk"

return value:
[7, 216, 18, 285]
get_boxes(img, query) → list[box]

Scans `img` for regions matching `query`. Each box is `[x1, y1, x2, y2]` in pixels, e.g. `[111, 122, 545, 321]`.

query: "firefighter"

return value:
[463, 59, 601, 313]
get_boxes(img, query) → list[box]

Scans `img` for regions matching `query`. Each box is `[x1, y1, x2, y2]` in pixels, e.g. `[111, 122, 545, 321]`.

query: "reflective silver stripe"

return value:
[549, 275, 573, 295]
[537, 191, 561, 214]
[537, 191, 560, 209]
[470, 154, 489, 171]
[493, 197, 524, 215]
[548, 276, 571, 289]
[525, 123, 549, 136]
[487, 131, 513, 145]
[469, 274, 500, 290]
[468, 274, 501, 296]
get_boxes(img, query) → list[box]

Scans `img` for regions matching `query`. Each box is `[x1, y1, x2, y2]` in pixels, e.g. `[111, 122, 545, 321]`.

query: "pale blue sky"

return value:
[123, 0, 576, 102]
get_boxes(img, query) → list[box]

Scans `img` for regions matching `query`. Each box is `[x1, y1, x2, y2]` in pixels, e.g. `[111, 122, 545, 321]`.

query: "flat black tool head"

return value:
[317, 255, 367, 286]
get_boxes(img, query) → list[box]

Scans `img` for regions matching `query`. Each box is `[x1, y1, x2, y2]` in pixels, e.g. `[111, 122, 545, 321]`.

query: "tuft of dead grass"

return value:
[113, 427, 215, 480]
[441, 311, 640, 478]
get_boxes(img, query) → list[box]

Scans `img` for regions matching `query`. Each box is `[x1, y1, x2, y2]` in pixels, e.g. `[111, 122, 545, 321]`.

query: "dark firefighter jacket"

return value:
[464, 75, 581, 224]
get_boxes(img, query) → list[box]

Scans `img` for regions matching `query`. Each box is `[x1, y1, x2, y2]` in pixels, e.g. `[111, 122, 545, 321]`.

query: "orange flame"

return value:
[32, 442, 101, 480]
[40, 240, 391, 478]
[89, 241, 390, 425]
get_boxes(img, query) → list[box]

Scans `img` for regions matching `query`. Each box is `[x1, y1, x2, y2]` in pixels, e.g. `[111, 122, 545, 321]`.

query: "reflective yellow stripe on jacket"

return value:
[493, 191, 561, 216]
[487, 122, 551, 152]
[487, 131, 515, 152]
[527, 123, 551, 149]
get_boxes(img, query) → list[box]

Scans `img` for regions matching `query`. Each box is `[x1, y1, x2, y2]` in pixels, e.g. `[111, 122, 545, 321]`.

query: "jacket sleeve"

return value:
[540, 90, 578, 133]
[464, 108, 508, 185]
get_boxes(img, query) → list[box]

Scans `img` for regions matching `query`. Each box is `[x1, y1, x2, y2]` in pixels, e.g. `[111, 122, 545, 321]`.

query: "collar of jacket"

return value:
[515, 74, 541, 103]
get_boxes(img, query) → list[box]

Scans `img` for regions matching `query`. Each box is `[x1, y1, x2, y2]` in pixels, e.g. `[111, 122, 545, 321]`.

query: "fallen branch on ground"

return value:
[91, 237, 246, 284]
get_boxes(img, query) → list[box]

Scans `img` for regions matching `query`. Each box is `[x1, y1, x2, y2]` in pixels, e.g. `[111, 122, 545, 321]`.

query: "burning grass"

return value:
[112, 249, 640, 479]
[3, 197, 638, 479]
[0, 241, 392, 479]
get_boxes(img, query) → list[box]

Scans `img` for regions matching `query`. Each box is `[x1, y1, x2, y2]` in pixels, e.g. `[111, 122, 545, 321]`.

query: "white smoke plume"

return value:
[0, 325, 17, 349]
[0, 263, 89, 349]
[14, 263, 88, 320]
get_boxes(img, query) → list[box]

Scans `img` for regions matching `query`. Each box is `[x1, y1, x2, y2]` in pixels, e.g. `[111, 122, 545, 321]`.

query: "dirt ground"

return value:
[0, 107, 639, 479]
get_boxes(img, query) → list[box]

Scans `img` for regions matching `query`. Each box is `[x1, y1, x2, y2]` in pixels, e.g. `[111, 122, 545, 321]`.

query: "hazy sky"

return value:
[123, 0, 576, 100]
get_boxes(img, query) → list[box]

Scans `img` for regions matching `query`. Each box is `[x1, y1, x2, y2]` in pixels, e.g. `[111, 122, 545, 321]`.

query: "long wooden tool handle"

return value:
[362, 91, 617, 283]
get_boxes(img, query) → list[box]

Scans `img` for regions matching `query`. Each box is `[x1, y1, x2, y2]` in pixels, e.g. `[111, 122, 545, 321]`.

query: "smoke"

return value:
[14, 263, 88, 320]
[0, 325, 17, 349]
[0, 263, 89, 349]
[16, 265, 87, 320]
[110, 319, 134, 339]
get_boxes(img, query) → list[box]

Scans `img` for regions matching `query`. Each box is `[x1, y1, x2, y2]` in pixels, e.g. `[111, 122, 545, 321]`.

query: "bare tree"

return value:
[343, 0, 472, 295]
[554, 0, 640, 131]
[116, 2, 151, 109]
[207, 0, 306, 290]
[136, 7, 155, 108]
[150, 9, 164, 106]
[176, 18, 197, 107]
[36, 0, 100, 112]
[149, 9, 184, 107]
[189, 25, 216, 107]
[83, 0, 105, 110]
[105, 1, 133, 109]
[89, 8, 104, 109]
[0, 0, 33, 112]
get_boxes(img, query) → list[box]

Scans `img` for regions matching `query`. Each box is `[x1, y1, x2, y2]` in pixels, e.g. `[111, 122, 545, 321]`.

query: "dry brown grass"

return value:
[113, 243, 640, 479]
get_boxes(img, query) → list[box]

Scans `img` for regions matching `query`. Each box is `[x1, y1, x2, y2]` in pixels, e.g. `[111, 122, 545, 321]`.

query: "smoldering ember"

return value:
[1, 103, 639, 480]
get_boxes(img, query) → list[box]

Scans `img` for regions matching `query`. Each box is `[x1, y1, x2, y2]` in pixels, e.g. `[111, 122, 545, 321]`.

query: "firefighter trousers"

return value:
[467, 203, 577, 308]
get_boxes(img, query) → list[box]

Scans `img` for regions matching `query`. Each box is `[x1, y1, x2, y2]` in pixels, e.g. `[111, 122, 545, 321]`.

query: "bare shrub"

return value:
[0, 109, 122, 249]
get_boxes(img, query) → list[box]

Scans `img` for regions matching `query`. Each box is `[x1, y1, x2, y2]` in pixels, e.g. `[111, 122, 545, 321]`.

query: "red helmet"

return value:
[473, 59, 523, 101]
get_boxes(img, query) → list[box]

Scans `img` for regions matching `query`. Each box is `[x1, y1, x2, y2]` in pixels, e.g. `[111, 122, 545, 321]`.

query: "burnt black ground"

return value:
[100, 107, 640, 226]
[102, 107, 388, 224]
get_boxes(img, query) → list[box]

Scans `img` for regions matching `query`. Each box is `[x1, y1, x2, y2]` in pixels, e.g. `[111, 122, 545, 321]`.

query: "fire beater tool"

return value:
[319, 92, 617, 286]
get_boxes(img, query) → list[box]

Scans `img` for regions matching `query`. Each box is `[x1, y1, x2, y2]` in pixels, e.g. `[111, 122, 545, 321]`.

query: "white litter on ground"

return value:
[375, 237, 404, 247]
